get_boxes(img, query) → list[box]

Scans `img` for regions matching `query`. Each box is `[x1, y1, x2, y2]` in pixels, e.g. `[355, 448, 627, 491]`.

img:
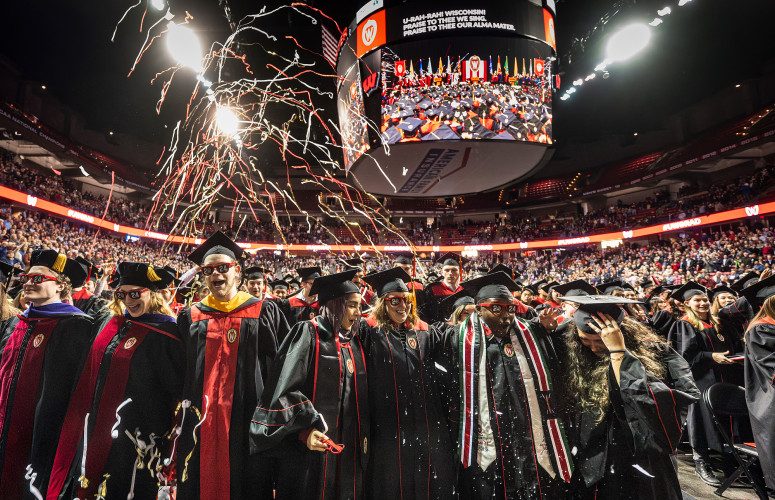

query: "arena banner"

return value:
[1, 183, 773, 254]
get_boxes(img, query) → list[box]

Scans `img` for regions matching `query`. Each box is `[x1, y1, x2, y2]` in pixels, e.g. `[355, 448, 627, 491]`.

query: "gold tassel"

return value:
[146, 266, 162, 282]
[52, 253, 67, 274]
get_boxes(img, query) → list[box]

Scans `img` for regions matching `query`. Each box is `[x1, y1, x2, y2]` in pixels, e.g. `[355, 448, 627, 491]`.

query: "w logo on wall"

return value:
[745, 205, 760, 217]
[362, 71, 380, 96]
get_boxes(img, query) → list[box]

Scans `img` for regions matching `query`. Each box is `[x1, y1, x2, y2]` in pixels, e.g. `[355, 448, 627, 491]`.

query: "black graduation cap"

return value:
[425, 107, 441, 118]
[707, 285, 737, 303]
[397, 117, 425, 134]
[730, 272, 759, 292]
[740, 274, 775, 309]
[646, 285, 674, 302]
[297, 266, 322, 281]
[188, 231, 245, 265]
[341, 258, 364, 271]
[525, 279, 547, 295]
[162, 265, 179, 279]
[596, 279, 624, 295]
[439, 288, 474, 319]
[553, 279, 598, 298]
[422, 125, 459, 141]
[670, 281, 708, 302]
[75, 256, 101, 282]
[435, 252, 465, 268]
[495, 112, 517, 126]
[0, 261, 21, 288]
[282, 273, 295, 283]
[270, 279, 289, 291]
[394, 252, 414, 265]
[244, 266, 268, 280]
[310, 269, 360, 305]
[461, 271, 520, 303]
[361, 267, 412, 297]
[494, 130, 515, 140]
[29, 249, 88, 287]
[416, 98, 432, 110]
[116, 261, 176, 290]
[381, 126, 403, 145]
[620, 283, 636, 292]
[541, 281, 560, 294]
[438, 105, 454, 119]
[288, 279, 301, 289]
[562, 295, 643, 335]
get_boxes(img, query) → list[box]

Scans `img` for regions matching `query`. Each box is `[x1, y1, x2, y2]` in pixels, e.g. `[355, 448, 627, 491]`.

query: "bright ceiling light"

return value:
[678, 0, 692, 6]
[567, 87, 576, 94]
[606, 23, 651, 63]
[166, 23, 203, 71]
[649, 18, 663, 27]
[150, 0, 166, 10]
[215, 106, 240, 137]
[585, 73, 596, 81]
[657, 7, 672, 16]
[594, 62, 607, 72]
[573, 79, 583, 86]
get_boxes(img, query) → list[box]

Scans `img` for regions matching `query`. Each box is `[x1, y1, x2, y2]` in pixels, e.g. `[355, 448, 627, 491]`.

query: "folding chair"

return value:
[704, 382, 769, 500]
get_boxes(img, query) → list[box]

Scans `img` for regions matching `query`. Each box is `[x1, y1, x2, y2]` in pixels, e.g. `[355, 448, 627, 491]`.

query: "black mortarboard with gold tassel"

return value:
[30, 249, 88, 287]
[116, 261, 176, 290]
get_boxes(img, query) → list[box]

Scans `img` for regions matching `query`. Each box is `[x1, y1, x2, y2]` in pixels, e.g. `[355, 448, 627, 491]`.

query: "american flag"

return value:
[321, 25, 339, 69]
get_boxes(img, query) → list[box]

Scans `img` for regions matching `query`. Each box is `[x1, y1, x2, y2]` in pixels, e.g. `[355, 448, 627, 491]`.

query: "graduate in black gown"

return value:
[175, 232, 289, 500]
[419, 253, 465, 324]
[0, 250, 93, 499]
[251, 270, 370, 499]
[47, 262, 184, 499]
[433, 271, 572, 500]
[284, 266, 321, 325]
[667, 282, 744, 486]
[71, 256, 108, 319]
[646, 285, 677, 338]
[0, 263, 21, 350]
[560, 295, 699, 499]
[359, 268, 457, 499]
[741, 278, 775, 491]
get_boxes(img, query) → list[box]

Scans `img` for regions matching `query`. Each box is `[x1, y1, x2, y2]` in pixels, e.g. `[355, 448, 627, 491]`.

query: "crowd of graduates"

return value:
[1, 224, 774, 499]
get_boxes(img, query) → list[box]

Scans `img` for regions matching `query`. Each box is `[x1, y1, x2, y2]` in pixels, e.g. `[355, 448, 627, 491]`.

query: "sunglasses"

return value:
[479, 302, 518, 315]
[387, 296, 409, 307]
[114, 288, 149, 301]
[200, 262, 237, 276]
[20, 273, 58, 285]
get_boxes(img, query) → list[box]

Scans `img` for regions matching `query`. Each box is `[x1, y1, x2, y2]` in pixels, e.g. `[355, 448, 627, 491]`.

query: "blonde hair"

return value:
[683, 305, 716, 330]
[370, 293, 418, 328]
[746, 295, 775, 339]
[448, 304, 471, 326]
[0, 284, 20, 321]
[110, 290, 175, 317]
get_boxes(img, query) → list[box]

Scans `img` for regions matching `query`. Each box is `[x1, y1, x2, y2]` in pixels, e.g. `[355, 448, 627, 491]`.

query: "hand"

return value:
[759, 268, 772, 281]
[538, 308, 559, 331]
[306, 430, 329, 452]
[712, 351, 735, 364]
[587, 312, 626, 352]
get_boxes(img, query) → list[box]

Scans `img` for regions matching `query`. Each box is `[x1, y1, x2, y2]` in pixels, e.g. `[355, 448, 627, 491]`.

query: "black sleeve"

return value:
[669, 320, 714, 367]
[260, 299, 290, 350]
[249, 322, 321, 454]
[612, 347, 701, 455]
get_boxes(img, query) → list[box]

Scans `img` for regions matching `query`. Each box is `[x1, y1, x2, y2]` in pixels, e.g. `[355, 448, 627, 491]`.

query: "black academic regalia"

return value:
[285, 295, 317, 326]
[175, 296, 289, 500]
[250, 317, 369, 500]
[668, 318, 745, 453]
[649, 310, 676, 338]
[744, 321, 775, 490]
[73, 294, 108, 319]
[419, 282, 462, 324]
[431, 321, 568, 500]
[47, 314, 184, 499]
[0, 316, 19, 352]
[0, 307, 93, 500]
[567, 348, 700, 499]
[717, 296, 753, 354]
[359, 319, 457, 499]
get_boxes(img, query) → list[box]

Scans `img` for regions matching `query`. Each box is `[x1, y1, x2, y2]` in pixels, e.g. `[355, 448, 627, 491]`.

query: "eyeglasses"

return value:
[387, 296, 409, 307]
[114, 288, 149, 301]
[20, 273, 58, 285]
[200, 262, 237, 276]
[478, 302, 518, 315]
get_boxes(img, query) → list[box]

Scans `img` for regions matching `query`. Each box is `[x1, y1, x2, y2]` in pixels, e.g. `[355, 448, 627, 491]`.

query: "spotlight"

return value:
[150, 0, 165, 11]
[40, 84, 47, 90]
[606, 23, 651, 62]
[649, 18, 663, 27]
[633, 132, 638, 136]
[678, 0, 692, 5]
[166, 23, 203, 71]
[735, 84, 741, 88]
[594, 62, 607, 72]
[585, 73, 596, 81]
[109, 131, 115, 136]
[572, 79, 583, 86]
[567, 87, 576, 94]
[215, 105, 240, 137]
[657, 7, 672, 16]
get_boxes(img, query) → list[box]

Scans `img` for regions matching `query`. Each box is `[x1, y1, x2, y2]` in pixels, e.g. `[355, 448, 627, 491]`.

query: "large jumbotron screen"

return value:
[337, 1, 558, 197]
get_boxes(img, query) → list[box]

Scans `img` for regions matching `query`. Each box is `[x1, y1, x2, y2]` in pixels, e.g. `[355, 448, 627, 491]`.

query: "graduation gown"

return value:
[567, 348, 700, 499]
[0, 303, 93, 500]
[175, 293, 289, 500]
[649, 310, 675, 338]
[419, 282, 463, 324]
[744, 319, 775, 489]
[285, 295, 318, 326]
[668, 318, 744, 452]
[250, 317, 369, 500]
[47, 314, 184, 499]
[431, 316, 571, 500]
[359, 318, 457, 499]
[0, 316, 19, 353]
[717, 296, 753, 354]
[71, 289, 108, 319]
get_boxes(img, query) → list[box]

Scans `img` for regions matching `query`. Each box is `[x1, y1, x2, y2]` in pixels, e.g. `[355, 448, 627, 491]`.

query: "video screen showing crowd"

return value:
[1, 231, 774, 499]
[381, 55, 553, 145]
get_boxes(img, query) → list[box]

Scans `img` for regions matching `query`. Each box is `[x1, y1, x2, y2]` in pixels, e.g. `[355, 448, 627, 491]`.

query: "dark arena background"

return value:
[1, 0, 775, 499]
